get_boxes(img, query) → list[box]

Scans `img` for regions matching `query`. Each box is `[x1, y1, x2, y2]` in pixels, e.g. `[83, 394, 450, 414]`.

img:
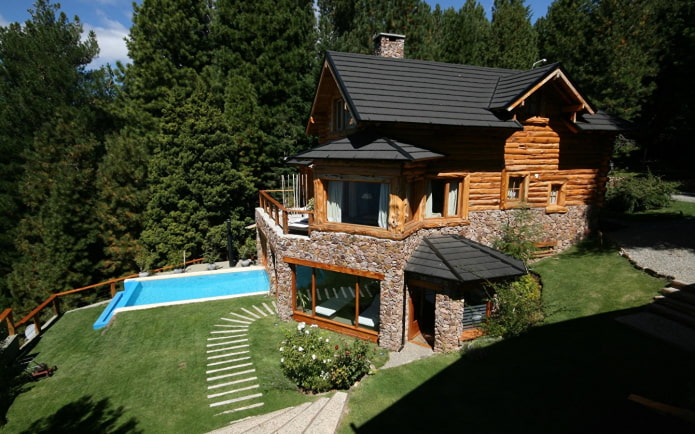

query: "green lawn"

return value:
[3, 240, 694, 433]
[0, 295, 318, 433]
[340, 241, 694, 433]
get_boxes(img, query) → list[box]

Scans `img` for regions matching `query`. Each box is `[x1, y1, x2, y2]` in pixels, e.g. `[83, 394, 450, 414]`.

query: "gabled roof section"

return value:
[488, 63, 595, 114]
[405, 235, 527, 283]
[286, 131, 444, 163]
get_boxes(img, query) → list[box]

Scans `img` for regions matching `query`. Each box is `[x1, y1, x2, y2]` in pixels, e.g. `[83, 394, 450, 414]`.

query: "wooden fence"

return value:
[0, 258, 204, 344]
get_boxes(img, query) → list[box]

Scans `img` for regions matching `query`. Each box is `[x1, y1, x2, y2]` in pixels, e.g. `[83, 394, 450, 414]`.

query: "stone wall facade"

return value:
[256, 204, 596, 352]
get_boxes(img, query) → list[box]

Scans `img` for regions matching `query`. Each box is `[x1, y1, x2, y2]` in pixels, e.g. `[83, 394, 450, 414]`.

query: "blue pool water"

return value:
[93, 267, 269, 329]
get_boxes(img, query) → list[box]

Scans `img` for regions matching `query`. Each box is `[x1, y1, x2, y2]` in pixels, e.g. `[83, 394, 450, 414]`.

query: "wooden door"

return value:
[408, 291, 420, 340]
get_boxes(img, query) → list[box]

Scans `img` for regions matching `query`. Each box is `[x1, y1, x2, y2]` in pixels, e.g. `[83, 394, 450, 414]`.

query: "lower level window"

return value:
[294, 265, 381, 331]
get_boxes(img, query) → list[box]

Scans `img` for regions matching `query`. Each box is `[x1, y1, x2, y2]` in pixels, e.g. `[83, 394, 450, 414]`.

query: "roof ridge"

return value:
[422, 237, 467, 282]
[382, 137, 414, 161]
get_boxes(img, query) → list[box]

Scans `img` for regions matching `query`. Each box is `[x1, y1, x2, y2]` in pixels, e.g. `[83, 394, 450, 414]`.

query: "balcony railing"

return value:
[259, 190, 314, 235]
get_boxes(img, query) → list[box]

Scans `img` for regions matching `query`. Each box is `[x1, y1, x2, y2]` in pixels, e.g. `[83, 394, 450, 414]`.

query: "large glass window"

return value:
[327, 180, 389, 228]
[294, 265, 381, 332]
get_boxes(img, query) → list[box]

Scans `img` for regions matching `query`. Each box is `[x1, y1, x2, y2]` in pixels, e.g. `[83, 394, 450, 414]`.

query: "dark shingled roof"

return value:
[326, 51, 627, 132]
[488, 62, 559, 110]
[287, 132, 444, 162]
[405, 235, 527, 283]
[575, 110, 634, 132]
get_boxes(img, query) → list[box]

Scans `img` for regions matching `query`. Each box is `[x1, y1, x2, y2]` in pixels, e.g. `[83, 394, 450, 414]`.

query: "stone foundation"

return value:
[256, 204, 596, 352]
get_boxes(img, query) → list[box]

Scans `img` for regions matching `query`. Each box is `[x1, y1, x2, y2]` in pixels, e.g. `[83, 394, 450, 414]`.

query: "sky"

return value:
[0, 0, 554, 69]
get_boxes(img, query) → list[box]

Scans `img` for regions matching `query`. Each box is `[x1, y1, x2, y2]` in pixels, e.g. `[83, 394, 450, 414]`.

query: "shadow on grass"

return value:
[18, 395, 141, 434]
[355, 308, 695, 433]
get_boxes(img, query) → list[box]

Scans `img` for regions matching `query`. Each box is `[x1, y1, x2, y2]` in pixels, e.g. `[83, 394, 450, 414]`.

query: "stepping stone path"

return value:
[206, 301, 277, 417]
[206, 301, 350, 433]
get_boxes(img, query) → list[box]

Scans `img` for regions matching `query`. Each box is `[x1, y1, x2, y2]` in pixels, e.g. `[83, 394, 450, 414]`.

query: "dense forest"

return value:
[1, 0, 692, 315]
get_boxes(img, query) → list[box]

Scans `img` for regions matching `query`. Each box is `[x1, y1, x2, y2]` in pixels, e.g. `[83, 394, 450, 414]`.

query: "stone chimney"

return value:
[373, 33, 406, 59]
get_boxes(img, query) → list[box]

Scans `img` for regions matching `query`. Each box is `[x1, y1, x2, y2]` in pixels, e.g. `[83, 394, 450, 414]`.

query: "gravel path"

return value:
[604, 196, 695, 284]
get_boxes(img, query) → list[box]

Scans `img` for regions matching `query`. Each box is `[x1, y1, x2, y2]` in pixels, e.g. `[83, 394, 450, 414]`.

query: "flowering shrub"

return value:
[279, 322, 373, 393]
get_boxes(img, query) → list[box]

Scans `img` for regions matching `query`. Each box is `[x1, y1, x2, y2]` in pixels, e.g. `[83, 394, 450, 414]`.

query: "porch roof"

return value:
[406, 235, 527, 283]
[286, 132, 444, 163]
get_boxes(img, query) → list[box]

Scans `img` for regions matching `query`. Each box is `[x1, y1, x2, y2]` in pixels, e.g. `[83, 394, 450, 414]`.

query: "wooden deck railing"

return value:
[1, 258, 204, 343]
[259, 190, 314, 234]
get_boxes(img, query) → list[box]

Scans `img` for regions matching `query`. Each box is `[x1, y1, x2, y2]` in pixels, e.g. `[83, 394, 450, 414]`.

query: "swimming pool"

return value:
[93, 266, 269, 329]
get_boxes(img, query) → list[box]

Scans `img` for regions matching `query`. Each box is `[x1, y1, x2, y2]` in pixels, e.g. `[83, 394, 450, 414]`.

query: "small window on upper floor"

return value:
[546, 183, 567, 213]
[503, 174, 528, 208]
[332, 98, 354, 133]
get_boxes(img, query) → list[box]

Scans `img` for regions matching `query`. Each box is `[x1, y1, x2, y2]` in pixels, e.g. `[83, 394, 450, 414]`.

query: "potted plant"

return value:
[135, 244, 155, 277]
[203, 228, 225, 270]
[237, 237, 257, 267]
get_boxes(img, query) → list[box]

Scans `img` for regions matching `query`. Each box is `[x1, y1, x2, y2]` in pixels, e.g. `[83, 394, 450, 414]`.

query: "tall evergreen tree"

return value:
[9, 109, 107, 314]
[0, 0, 112, 312]
[435, 0, 490, 65]
[536, 0, 662, 121]
[140, 72, 258, 265]
[213, 0, 318, 173]
[317, 0, 435, 59]
[488, 0, 538, 69]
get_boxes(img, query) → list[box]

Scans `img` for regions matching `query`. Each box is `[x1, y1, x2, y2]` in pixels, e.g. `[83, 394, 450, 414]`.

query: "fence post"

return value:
[110, 282, 117, 298]
[52, 296, 61, 317]
[33, 316, 41, 335]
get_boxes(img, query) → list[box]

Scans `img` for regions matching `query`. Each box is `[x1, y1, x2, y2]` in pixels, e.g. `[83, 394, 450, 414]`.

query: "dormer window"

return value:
[332, 98, 354, 132]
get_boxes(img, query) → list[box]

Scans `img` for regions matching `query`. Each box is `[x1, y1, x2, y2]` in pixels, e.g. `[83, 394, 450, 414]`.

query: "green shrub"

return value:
[484, 274, 543, 338]
[279, 322, 373, 393]
[492, 205, 542, 262]
[607, 172, 678, 213]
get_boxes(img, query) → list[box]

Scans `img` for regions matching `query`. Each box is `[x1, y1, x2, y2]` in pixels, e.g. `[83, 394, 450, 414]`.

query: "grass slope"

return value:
[1, 295, 315, 433]
[341, 243, 694, 434]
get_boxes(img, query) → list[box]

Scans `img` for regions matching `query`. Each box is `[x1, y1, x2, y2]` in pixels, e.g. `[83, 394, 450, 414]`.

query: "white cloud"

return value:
[83, 10, 131, 69]
[0, 14, 9, 27]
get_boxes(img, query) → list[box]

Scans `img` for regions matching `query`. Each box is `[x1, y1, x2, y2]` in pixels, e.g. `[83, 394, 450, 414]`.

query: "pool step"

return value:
[206, 303, 278, 420]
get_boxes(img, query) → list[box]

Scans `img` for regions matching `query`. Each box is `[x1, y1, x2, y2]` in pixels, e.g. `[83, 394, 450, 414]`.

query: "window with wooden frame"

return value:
[546, 182, 568, 213]
[425, 178, 466, 219]
[503, 174, 529, 207]
[332, 98, 354, 133]
[289, 261, 382, 340]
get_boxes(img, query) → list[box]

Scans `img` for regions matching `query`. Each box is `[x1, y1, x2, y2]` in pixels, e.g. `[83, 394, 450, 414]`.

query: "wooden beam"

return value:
[283, 256, 385, 280]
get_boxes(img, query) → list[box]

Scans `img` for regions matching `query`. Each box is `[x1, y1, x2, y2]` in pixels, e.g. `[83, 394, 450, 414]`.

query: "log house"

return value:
[256, 34, 629, 352]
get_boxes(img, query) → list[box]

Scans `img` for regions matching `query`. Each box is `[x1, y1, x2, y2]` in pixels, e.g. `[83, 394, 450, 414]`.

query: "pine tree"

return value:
[435, 0, 490, 66]
[9, 110, 106, 314]
[488, 0, 538, 69]
[0, 0, 111, 312]
[140, 73, 258, 265]
[317, 0, 435, 59]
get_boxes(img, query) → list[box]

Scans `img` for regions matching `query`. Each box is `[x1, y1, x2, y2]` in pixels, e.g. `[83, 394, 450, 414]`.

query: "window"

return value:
[549, 184, 561, 204]
[461, 290, 489, 330]
[426, 179, 460, 218]
[294, 265, 380, 332]
[332, 98, 354, 132]
[327, 180, 389, 228]
[503, 174, 528, 207]
[546, 183, 567, 213]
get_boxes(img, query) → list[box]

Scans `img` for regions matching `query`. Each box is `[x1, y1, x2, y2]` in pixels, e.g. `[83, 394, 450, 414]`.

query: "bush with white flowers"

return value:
[279, 322, 373, 392]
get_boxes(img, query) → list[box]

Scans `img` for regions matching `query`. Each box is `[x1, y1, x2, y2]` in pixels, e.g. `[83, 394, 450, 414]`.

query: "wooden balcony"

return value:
[259, 190, 314, 235]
